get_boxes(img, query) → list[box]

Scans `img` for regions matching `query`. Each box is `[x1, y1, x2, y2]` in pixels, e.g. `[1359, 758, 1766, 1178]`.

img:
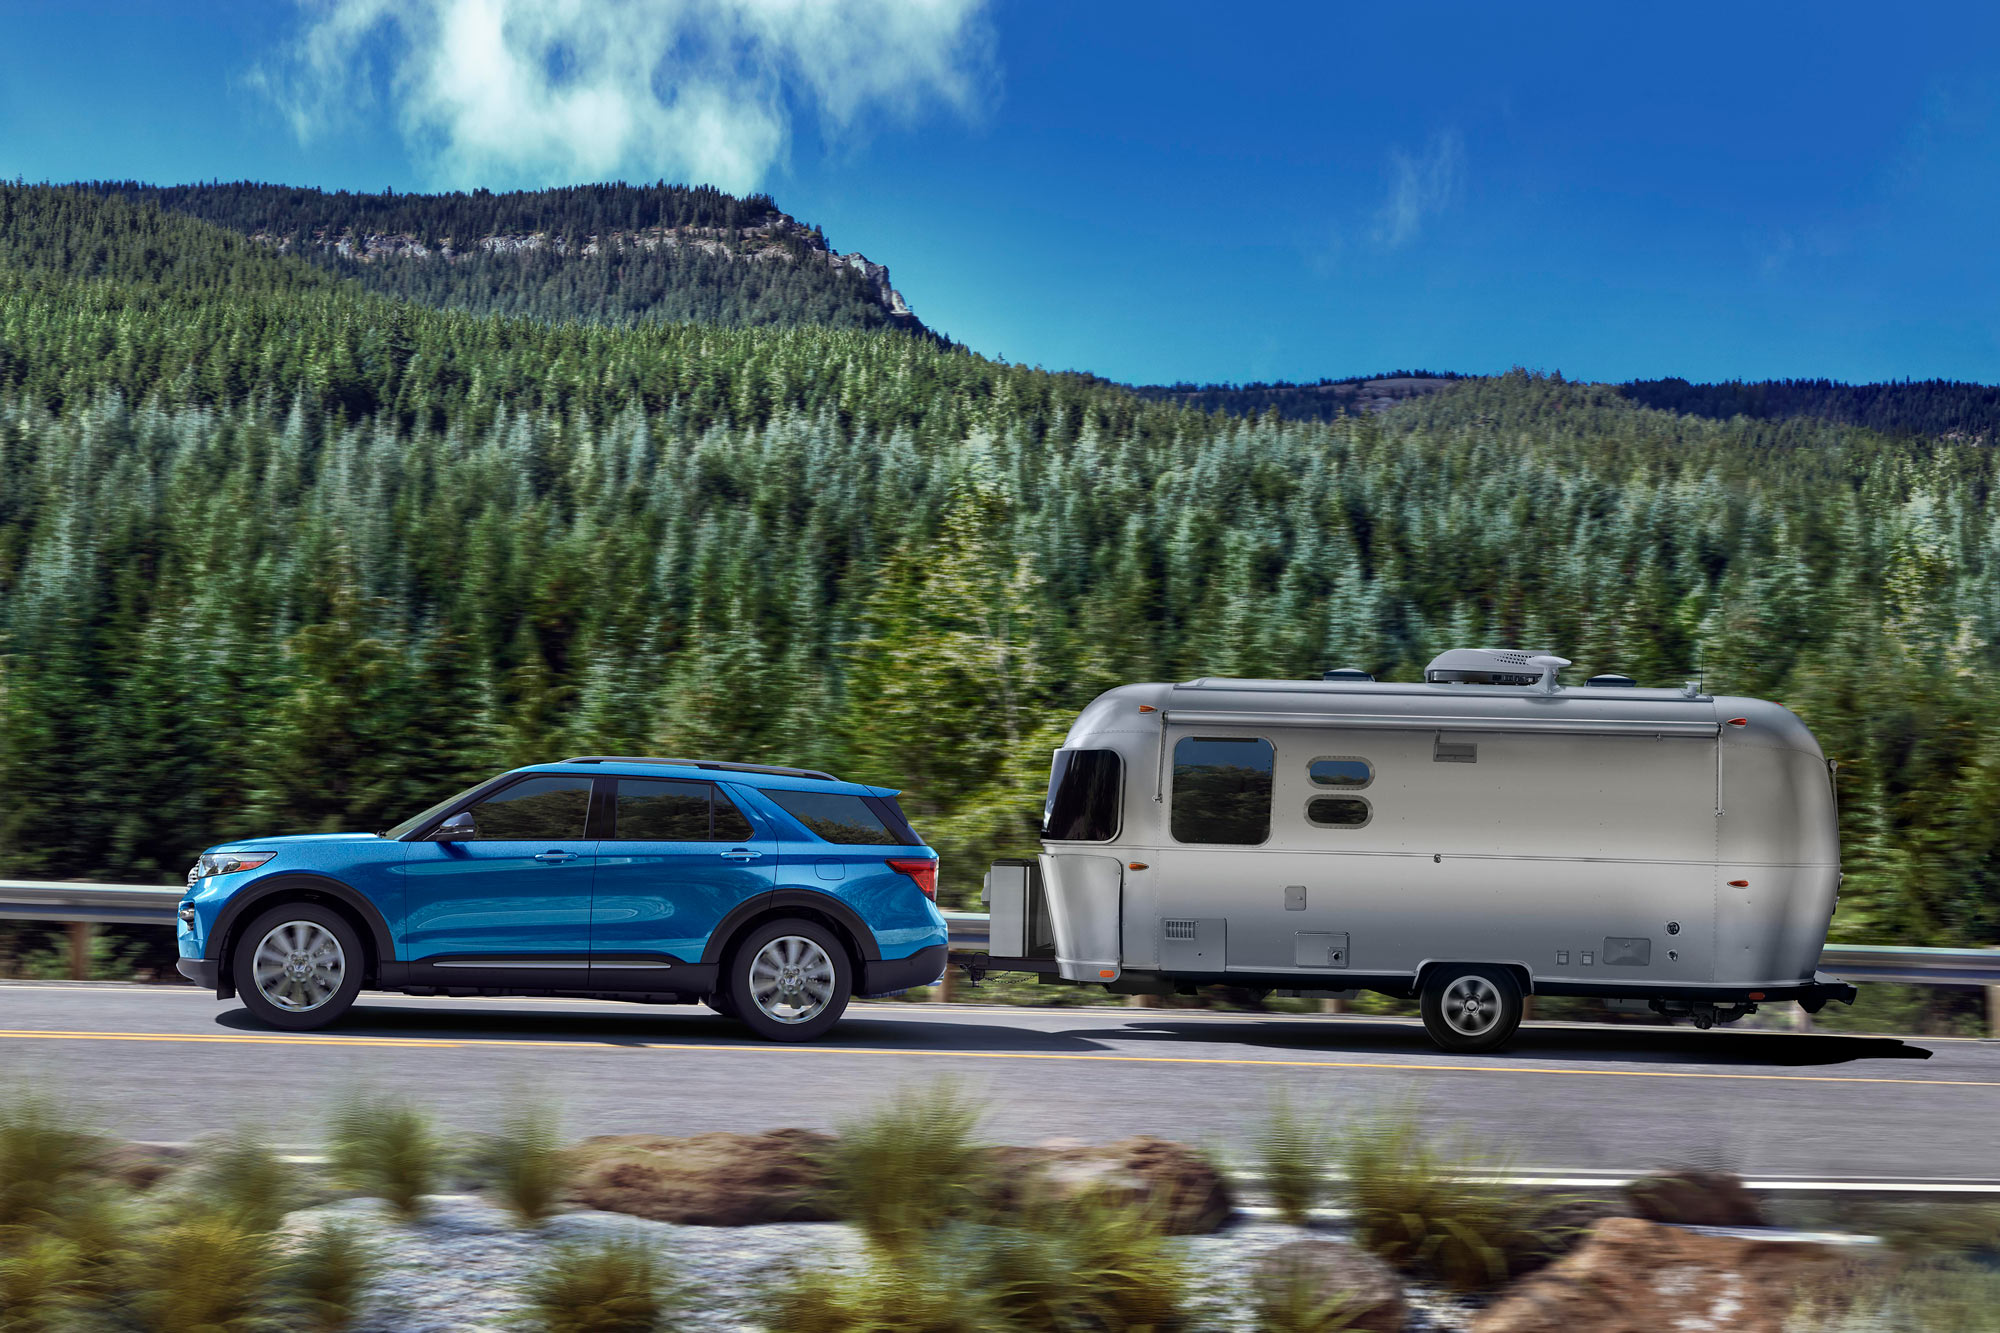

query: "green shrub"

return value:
[188, 1132, 297, 1234]
[283, 1222, 374, 1333]
[0, 1236, 83, 1333]
[124, 1212, 276, 1333]
[1335, 1111, 1580, 1291]
[767, 1251, 992, 1333]
[1255, 1092, 1330, 1226]
[821, 1080, 987, 1250]
[0, 1093, 98, 1236]
[978, 1196, 1190, 1333]
[1788, 1258, 2000, 1332]
[1249, 1254, 1364, 1333]
[328, 1094, 440, 1220]
[491, 1098, 569, 1225]
[521, 1235, 676, 1333]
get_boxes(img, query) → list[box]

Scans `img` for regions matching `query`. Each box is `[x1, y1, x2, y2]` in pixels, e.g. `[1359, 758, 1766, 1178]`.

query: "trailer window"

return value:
[1308, 757, 1372, 789]
[1045, 749, 1122, 842]
[1307, 797, 1371, 828]
[1171, 737, 1273, 845]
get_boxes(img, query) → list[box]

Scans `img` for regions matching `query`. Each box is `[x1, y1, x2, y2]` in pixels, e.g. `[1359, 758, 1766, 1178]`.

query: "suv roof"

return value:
[560, 755, 839, 781]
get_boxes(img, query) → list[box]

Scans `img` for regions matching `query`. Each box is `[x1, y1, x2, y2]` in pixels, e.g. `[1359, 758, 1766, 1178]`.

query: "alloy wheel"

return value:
[251, 920, 347, 1012]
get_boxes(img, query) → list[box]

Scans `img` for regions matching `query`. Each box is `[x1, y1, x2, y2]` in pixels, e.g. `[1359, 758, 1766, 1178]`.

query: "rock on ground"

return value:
[982, 1135, 1234, 1234]
[562, 1129, 836, 1226]
[1469, 1216, 1834, 1333]
[1250, 1238, 1410, 1332]
[1623, 1168, 1764, 1227]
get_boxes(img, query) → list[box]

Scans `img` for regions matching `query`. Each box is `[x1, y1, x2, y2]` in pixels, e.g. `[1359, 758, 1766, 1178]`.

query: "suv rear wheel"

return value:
[232, 902, 364, 1031]
[1419, 963, 1523, 1053]
[725, 917, 852, 1042]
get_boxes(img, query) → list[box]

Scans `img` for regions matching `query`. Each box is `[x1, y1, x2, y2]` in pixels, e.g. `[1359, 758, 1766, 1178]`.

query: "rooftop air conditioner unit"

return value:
[1424, 648, 1571, 692]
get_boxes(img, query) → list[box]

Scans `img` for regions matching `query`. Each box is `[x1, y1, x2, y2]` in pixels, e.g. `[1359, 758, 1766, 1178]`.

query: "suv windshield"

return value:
[383, 781, 489, 840]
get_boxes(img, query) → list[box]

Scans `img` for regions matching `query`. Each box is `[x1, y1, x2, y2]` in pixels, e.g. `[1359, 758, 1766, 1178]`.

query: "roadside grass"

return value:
[284, 1221, 374, 1333]
[1788, 1258, 2000, 1332]
[1255, 1091, 1332, 1226]
[977, 1194, 1191, 1333]
[521, 1235, 679, 1333]
[486, 1094, 570, 1226]
[820, 1079, 988, 1250]
[185, 1131, 297, 1234]
[329, 1093, 441, 1220]
[768, 1250, 993, 1333]
[1334, 1105, 1588, 1291]
[126, 1210, 278, 1333]
[0, 1091, 100, 1236]
[1249, 1252, 1366, 1333]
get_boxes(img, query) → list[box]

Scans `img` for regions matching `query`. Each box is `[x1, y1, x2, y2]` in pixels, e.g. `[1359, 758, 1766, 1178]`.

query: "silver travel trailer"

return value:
[979, 649, 1859, 1053]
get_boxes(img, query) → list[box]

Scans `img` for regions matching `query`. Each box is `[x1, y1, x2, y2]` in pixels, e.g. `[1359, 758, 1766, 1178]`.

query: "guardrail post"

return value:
[1989, 985, 2000, 1041]
[67, 922, 92, 980]
[937, 963, 963, 1003]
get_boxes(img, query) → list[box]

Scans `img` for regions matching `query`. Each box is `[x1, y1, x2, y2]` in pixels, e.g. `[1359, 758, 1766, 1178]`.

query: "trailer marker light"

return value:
[1098, 969, 1116, 978]
[1138, 705, 1157, 712]
[1728, 879, 1749, 887]
[1128, 862, 1148, 870]
[1727, 717, 1748, 727]
[1748, 991, 1765, 1001]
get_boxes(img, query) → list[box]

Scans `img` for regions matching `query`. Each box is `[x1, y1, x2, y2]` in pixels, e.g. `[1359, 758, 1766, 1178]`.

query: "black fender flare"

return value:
[206, 873, 398, 979]
[701, 889, 883, 968]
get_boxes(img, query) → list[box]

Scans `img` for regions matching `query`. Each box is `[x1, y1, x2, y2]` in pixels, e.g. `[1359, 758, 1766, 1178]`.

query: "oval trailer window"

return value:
[1306, 796, 1371, 828]
[1308, 757, 1372, 788]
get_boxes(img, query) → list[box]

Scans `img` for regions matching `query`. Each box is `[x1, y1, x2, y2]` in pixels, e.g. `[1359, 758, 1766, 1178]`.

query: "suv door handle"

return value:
[534, 851, 579, 864]
[719, 849, 763, 861]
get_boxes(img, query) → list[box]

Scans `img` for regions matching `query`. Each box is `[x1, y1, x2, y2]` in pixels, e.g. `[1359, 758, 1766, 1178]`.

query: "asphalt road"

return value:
[2, 982, 1994, 1179]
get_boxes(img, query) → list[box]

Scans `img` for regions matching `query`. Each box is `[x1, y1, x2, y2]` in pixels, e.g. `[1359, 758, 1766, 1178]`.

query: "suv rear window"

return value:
[764, 790, 919, 845]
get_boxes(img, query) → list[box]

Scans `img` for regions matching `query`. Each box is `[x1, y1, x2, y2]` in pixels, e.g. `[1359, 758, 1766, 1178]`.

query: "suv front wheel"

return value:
[725, 917, 852, 1042]
[232, 902, 364, 1031]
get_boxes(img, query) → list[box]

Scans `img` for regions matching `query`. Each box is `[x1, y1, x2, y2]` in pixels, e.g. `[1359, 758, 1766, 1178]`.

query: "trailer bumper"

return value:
[1796, 972, 1860, 1012]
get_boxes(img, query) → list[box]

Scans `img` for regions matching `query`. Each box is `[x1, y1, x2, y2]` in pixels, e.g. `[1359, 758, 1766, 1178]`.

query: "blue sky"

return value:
[3, 0, 1997, 386]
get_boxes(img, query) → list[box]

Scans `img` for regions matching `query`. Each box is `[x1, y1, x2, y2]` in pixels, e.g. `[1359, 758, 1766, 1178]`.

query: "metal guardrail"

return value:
[6, 887, 2000, 990]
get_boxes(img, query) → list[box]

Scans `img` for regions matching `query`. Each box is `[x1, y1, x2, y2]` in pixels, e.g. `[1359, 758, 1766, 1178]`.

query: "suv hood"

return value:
[205, 832, 384, 853]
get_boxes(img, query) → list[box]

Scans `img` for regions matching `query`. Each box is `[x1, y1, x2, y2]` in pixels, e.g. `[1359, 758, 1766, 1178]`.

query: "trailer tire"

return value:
[1420, 964, 1522, 1054]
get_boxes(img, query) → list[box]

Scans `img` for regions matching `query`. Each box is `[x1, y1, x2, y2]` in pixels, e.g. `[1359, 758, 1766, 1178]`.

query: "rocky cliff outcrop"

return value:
[252, 213, 918, 326]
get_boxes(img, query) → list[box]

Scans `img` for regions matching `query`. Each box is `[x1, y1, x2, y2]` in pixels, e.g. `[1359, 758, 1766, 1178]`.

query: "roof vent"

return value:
[1424, 648, 1571, 692]
[1586, 673, 1637, 688]
[1321, 667, 1375, 682]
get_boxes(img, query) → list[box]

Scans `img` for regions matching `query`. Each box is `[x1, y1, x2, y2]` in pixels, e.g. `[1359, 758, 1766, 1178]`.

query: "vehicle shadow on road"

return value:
[1103, 1016, 1935, 1068]
[215, 1003, 1119, 1053]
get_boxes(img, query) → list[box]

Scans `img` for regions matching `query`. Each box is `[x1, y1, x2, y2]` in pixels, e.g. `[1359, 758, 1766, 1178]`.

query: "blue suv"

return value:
[175, 757, 947, 1041]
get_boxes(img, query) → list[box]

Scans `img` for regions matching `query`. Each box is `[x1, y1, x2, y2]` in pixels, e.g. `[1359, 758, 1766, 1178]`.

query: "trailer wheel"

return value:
[1420, 964, 1523, 1053]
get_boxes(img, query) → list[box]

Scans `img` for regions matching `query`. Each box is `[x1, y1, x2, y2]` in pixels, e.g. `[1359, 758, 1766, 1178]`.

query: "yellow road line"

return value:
[0, 1029, 462, 1048]
[0, 1028, 1994, 1087]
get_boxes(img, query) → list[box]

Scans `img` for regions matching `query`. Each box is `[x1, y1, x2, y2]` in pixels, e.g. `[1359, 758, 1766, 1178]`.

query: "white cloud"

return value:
[1374, 130, 1464, 248]
[257, 0, 994, 192]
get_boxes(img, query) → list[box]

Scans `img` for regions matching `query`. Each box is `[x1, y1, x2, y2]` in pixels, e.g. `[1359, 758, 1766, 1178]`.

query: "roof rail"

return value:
[560, 756, 842, 782]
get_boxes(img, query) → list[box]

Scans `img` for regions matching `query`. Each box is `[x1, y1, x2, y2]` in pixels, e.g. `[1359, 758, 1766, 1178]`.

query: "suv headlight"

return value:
[187, 852, 276, 884]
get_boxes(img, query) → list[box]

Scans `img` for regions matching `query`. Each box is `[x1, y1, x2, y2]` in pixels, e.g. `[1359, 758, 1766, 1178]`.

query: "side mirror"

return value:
[432, 811, 477, 842]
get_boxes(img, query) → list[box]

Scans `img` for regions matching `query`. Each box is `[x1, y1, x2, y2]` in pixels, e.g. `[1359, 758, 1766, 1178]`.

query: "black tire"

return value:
[724, 917, 853, 1043]
[231, 902, 364, 1031]
[1419, 964, 1523, 1054]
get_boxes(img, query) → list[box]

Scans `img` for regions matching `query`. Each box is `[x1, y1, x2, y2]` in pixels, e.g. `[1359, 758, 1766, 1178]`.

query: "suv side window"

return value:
[614, 779, 713, 840]
[466, 775, 594, 840]
[611, 778, 759, 842]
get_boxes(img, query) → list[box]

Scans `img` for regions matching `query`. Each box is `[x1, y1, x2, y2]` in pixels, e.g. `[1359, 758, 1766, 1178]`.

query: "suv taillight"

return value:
[886, 857, 937, 901]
